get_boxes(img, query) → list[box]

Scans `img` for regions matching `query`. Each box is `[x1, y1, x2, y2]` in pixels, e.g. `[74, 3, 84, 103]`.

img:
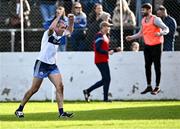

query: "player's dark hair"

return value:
[141, 3, 152, 10]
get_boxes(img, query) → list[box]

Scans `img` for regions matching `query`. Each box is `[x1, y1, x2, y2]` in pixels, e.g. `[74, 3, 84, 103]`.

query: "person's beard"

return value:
[142, 12, 148, 17]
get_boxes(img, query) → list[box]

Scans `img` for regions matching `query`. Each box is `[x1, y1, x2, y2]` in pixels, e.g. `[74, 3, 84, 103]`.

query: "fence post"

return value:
[20, 0, 24, 52]
[10, 30, 15, 52]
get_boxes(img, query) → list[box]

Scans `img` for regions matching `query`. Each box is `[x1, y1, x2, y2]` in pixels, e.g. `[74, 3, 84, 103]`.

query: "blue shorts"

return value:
[33, 60, 60, 79]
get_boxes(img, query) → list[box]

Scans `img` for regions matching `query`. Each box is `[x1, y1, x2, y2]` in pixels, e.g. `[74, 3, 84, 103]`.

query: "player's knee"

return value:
[28, 88, 39, 94]
[60, 83, 64, 92]
[32, 88, 39, 94]
[56, 83, 64, 93]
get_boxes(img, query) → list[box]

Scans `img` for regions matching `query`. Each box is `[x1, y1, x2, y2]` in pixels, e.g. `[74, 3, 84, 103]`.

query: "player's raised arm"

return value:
[48, 16, 61, 36]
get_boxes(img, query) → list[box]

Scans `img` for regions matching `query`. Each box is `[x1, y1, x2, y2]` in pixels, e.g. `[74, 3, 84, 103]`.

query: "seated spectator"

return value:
[102, 0, 117, 16]
[70, 2, 87, 51]
[131, 42, 140, 52]
[5, 0, 31, 28]
[43, 6, 68, 30]
[156, 5, 177, 51]
[112, 0, 136, 28]
[39, 0, 56, 26]
[99, 12, 111, 23]
[56, 0, 72, 15]
[85, 12, 111, 51]
[80, 0, 103, 15]
[88, 3, 104, 25]
[163, 0, 180, 28]
[111, 0, 136, 51]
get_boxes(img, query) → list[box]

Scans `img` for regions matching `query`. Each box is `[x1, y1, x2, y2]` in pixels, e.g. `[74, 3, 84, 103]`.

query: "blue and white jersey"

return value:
[37, 30, 70, 64]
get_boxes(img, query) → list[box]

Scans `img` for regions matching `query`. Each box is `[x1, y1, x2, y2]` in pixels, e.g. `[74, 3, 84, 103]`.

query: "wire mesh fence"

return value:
[0, 0, 180, 52]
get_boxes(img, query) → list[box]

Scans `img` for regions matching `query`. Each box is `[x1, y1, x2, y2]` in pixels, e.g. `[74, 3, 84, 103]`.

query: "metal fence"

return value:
[0, 0, 180, 52]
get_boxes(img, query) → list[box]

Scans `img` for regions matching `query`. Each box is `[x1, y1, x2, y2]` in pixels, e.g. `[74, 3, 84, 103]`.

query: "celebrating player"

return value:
[15, 14, 74, 118]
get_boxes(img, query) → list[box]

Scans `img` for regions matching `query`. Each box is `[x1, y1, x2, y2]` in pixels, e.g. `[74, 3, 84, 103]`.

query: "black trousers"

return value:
[144, 44, 162, 87]
[87, 62, 111, 101]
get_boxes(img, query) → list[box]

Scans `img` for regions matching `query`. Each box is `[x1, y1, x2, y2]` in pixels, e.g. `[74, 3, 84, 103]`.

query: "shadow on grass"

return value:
[1, 105, 180, 121]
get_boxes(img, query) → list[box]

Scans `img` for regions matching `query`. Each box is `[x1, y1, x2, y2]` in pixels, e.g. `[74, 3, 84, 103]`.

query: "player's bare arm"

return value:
[126, 27, 143, 41]
[48, 16, 61, 36]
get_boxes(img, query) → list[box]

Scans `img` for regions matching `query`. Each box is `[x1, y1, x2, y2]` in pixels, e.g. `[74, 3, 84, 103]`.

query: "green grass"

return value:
[0, 101, 180, 129]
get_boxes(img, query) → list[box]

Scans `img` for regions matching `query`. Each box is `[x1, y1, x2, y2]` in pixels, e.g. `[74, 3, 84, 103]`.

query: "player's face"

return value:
[55, 22, 66, 34]
[141, 8, 149, 17]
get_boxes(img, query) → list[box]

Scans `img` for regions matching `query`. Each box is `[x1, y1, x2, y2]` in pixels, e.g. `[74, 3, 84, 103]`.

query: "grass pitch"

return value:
[0, 101, 180, 129]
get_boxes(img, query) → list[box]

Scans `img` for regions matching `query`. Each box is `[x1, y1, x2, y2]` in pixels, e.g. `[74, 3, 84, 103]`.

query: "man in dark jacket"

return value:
[156, 5, 177, 51]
